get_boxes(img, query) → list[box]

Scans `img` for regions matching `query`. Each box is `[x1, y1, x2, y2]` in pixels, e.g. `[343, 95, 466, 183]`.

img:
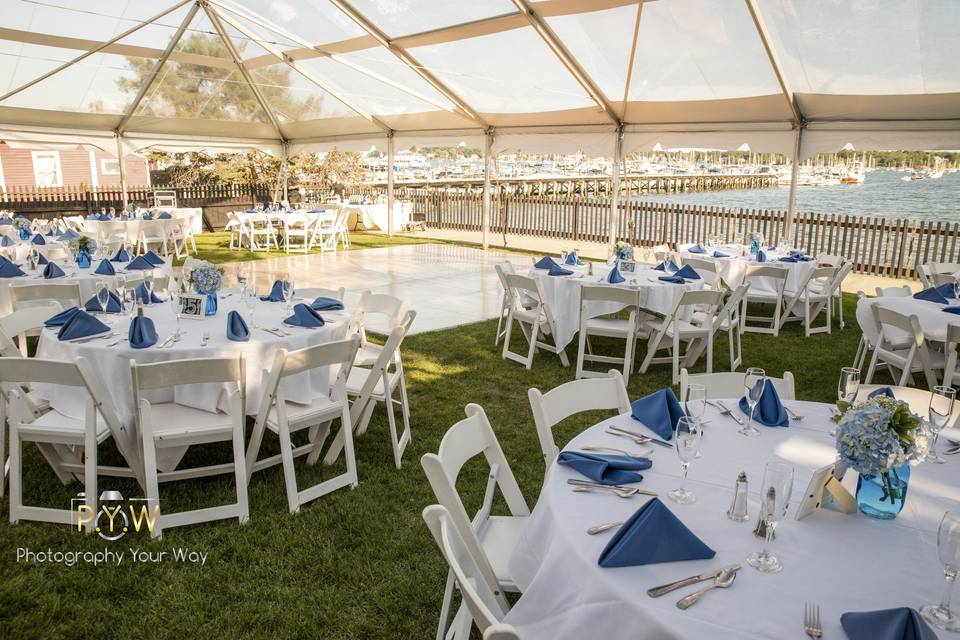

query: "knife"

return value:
[647, 564, 742, 598]
[607, 425, 673, 448]
[712, 400, 745, 425]
[567, 478, 659, 496]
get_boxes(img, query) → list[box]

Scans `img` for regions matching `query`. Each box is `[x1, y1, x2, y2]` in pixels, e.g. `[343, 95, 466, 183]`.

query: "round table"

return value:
[35, 291, 349, 470]
[857, 294, 960, 345]
[529, 262, 703, 350]
[678, 244, 817, 294]
[505, 400, 955, 639]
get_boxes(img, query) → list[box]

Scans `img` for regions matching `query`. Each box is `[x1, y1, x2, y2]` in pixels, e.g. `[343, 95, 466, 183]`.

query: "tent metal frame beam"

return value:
[116, 2, 202, 135]
[0, 0, 194, 104]
[619, 0, 644, 119]
[210, 4, 391, 132]
[511, 0, 621, 126]
[203, 2, 286, 140]
[327, 0, 487, 127]
[744, 0, 804, 126]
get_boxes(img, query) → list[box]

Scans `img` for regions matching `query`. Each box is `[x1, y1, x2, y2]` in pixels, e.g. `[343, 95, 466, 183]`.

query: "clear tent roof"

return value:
[0, 0, 958, 156]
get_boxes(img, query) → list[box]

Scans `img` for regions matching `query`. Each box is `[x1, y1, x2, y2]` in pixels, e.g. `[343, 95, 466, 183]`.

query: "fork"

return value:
[567, 478, 657, 497]
[804, 603, 823, 639]
[201, 331, 210, 347]
[711, 400, 745, 425]
[581, 445, 653, 458]
[785, 405, 805, 422]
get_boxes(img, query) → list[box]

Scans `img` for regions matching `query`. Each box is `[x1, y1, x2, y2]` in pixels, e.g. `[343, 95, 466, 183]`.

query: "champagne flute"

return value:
[954, 274, 960, 300]
[837, 367, 860, 405]
[244, 287, 258, 328]
[116, 281, 127, 314]
[142, 271, 155, 305]
[281, 274, 294, 312]
[928, 386, 956, 464]
[667, 417, 701, 505]
[96, 279, 111, 324]
[747, 460, 794, 573]
[921, 511, 960, 631]
[236, 269, 248, 298]
[740, 367, 766, 437]
[169, 287, 182, 340]
[684, 383, 707, 459]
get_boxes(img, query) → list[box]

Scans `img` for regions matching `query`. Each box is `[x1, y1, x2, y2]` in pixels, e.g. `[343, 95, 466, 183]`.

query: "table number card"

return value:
[620, 260, 637, 273]
[795, 461, 857, 520]
[178, 293, 205, 319]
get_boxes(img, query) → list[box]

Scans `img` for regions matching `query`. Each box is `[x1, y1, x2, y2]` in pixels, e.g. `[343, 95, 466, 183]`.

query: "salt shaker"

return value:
[727, 471, 749, 522]
[588, 262, 593, 276]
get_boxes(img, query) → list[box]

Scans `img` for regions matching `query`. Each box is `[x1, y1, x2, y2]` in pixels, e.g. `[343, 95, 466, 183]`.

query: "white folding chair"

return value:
[131, 356, 249, 538]
[741, 265, 788, 336]
[853, 292, 881, 372]
[681, 256, 721, 290]
[248, 214, 279, 252]
[423, 504, 510, 640]
[864, 306, 943, 388]
[931, 262, 960, 276]
[353, 292, 411, 366]
[779, 266, 837, 336]
[639, 289, 725, 383]
[575, 285, 639, 383]
[484, 625, 521, 640]
[420, 404, 529, 640]
[679, 368, 796, 401]
[875, 285, 912, 297]
[10, 282, 82, 311]
[494, 262, 520, 347]
[501, 273, 569, 369]
[296, 286, 346, 302]
[283, 214, 314, 254]
[943, 324, 960, 389]
[2, 357, 133, 529]
[528, 370, 631, 469]
[687, 283, 749, 372]
[137, 220, 171, 256]
[225, 212, 247, 250]
[918, 264, 934, 289]
[856, 385, 960, 427]
[932, 273, 957, 287]
[0, 301, 62, 357]
[246, 337, 360, 513]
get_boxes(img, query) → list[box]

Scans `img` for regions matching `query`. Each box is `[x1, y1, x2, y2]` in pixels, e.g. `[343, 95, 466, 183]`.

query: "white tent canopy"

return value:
[1, 0, 959, 157]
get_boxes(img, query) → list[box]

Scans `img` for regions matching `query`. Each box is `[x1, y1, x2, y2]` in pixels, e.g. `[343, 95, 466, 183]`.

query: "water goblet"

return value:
[954, 274, 960, 301]
[740, 367, 766, 437]
[244, 287, 258, 329]
[667, 417, 701, 505]
[747, 460, 794, 573]
[96, 279, 112, 324]
[684, 383, 707, 458]
[838, 367, 860, 404]
[921, 511, 960, 631]
[928, 386, 956, 464]
[143, 271, 155, 305]
[116, 282, 127, 314]
[281, 275, 294, 312]
[169, 288, 182, 340]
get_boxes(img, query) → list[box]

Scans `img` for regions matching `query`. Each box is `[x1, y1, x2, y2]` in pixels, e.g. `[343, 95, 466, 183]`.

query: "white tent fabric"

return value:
[0, 0, 958, 156]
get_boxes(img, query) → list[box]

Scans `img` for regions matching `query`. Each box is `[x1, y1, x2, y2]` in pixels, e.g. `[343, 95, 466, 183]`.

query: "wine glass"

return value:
[685, 383, 707, 459]
[116, 281, 127, 315]
[928, 386, 956, 464]
[667, 417, 701, 505]
[244, 287, 258, 329]
[96, 279, 112, 324]
[281, 275, 294, 312]
[747, 460, 795, 573]
[921, 511, 960, 631]
[236, 269, 248, 298]
[953, 274, 960, 300]
[169, 288, 182, 340]
[142, 271, 154, 305]
[837, 367, 860, 405]
[740, 367, 766, 437]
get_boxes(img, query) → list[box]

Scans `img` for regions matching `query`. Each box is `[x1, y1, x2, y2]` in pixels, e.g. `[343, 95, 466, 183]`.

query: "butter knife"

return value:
[712, 400, 745, 425]
[647, 564, 742, 598]
[607, 425, 673, 448]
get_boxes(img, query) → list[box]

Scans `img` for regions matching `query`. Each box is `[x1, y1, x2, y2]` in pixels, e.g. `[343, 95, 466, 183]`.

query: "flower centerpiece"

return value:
[613, 241, 634, 262]
[187, 260, 224, 316]
[68, 235, 97, 269]
[833, 396, 927, 520]
[14, 216, 31, 240]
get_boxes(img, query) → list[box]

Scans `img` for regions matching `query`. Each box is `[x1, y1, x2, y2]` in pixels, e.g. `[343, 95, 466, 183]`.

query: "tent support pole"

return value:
[482, 130, 494, 250]
[281, 142, 289, 204]
[116, 133, 128, 209]
[608, 127, 623, 256]
[784, 126, 802, 244]
[387, 133, 395, 238]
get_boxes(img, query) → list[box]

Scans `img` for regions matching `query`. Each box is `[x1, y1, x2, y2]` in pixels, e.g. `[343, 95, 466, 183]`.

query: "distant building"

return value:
[0, 141, 150, 190]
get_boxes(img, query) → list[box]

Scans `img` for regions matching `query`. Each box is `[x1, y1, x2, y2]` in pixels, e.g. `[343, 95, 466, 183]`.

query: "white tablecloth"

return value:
[678, 245, 817, 295]
[530, 262, 703, 350]
[506, 401, 955, 639]
[83, 208, 203, 235]
[344, 203, 412, 232]
[856, 295, 960, 345]
[35, 292, 348, 470]
[1, 237, 67, 263]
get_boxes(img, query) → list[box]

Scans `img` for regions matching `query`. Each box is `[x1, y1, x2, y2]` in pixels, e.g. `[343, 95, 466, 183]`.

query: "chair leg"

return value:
[277, 421, 300, 514]
[436, 569, 456, 640]
[501, 311, 515, 361]
[8, 424, 20, 524]
[864, 347, 881, 384]
[84, 426, 97, 534]
[525, 322, 540, 370]
[142, 438, 162, 539]
[231, 416, 249, 524]
[575, 327, 587, 379]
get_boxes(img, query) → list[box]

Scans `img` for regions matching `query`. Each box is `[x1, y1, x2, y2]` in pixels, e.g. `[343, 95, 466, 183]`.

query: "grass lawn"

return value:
[0, 286, 868, 639]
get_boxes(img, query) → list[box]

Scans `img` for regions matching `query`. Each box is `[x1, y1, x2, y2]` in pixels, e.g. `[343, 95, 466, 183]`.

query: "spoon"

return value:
[676, 567, 738, 609]
[587, 521, 623, 535]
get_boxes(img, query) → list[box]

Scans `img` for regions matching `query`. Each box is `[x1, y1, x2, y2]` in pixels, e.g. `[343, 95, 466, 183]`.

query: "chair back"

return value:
[357, 293, 411, 335]
[874, 306, 923, 348]
[349, 319, 412, 428]
[679, 368, 796, 401]
[932, 273, 957, 287]
[857, 384, 960, 428]
[875, 285, 912, 297]
[681, 257, 720, 288]
[132, 356, 244, 392]
[10, 282, 82, 311]
[484, 625, 521, 640]
[931, 262, 960, 275]
[296, 287, 346, 302]
[817, 253, 844, 267]
[528, 370, 630, 466]
[714, 283, 749, 333]
[580, 283, 638, 306]
[0, 301, 62, 356]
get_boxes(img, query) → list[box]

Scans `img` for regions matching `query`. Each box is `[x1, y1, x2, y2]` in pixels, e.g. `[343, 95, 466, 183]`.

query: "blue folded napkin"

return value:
[0, 216, 11, 224]
[944, 306, 960, 315]
[44, 306, 80, 327]
[534, 256, 559, 270]
[564, 251, 584, 266]
[557, 451, 651, 485]
[157, 212, 172, 219]
[43, 262, 65, 279]
[307, 208, 326, 213]
[914, 284, 953, 304]
[658, 275, 685, 284]
[0, 235, 13, 247]
[84, 290, 122, 313]
[128, 315, 158, 349]
[840, 607, 937, 640]
[598, 498, 716, 568]
[654, 259, 680, 273]
[738, 379, 789, 427]
[756, 249, 767, 263]
[260, 280, 285, 301]
[688, 243, 706, 254]
[226, 310, 250, 342]
[674, 264, 700, 280]
[46, 228, 56, 236]
[868, 387, 896, 399]
[57, 310, 109, 341]
[31, 233, 45, 245]
[111, 247, 131, 262]
[244, 209, 257, 213]
[37, 253, 48, 265]
[713, 250, 730, 258]
[125, 255, 155, 270]
[0, 261, 26, 278]
[59, 229, 80, 240]
[607, 262, 625, 283]
[630, 388, 685, 440]
[135, 283, 163, 304]
[796, 255, 813, 261]
[548, 264, 574, 276]
[778, 256, 798, 263]
[94, 259, 116, 276]
[310, 296, 344, 311]
[142, 213, 154, 220]
[143, 250, 165, 266]
[284, 303, 325, 327]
